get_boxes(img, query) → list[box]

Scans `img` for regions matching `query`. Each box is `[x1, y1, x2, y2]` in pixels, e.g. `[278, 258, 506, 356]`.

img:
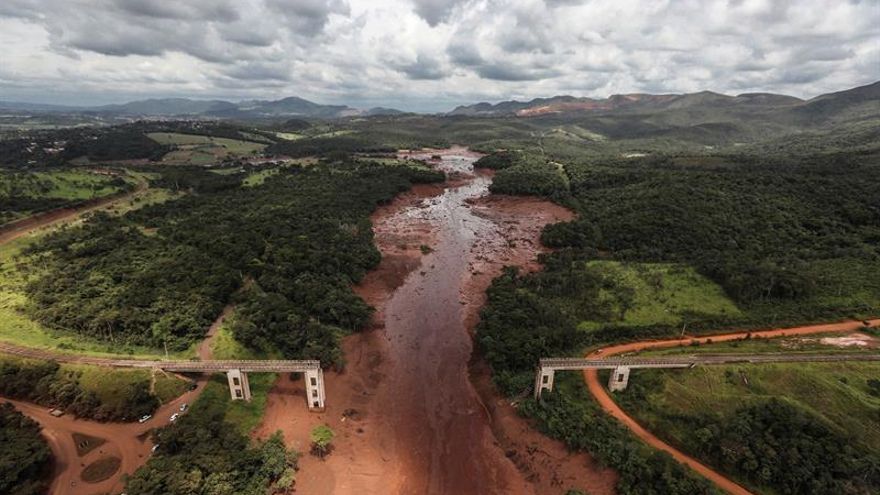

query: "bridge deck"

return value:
[0, 342, 319, 372]
[145, 360, 319, 373]
[540, 353, 880, 370]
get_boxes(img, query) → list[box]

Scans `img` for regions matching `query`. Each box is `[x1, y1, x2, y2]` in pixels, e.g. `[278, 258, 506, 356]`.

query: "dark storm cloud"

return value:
[410, 0, 463, 26]
[266, 0, 349, 36]
[114, 0, 240, 22]
[394, 54, 449, 80]
[476, 64, 559, 82]
[220, 62, 293, 81]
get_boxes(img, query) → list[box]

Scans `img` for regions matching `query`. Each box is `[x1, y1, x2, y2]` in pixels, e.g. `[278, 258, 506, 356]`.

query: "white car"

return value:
[179, 403, 188, 412]
[169, 413, 180, 422]
[151, 444, 159, 453]
[138, 415, 152, 423]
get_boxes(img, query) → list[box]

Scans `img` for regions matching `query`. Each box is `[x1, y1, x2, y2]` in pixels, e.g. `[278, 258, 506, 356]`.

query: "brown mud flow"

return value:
[378, 149, 534, 494]
[260, 147, 614, 495]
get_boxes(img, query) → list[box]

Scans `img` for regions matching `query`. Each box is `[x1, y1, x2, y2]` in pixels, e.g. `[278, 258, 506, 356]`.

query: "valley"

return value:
[0, 79, 878, 495]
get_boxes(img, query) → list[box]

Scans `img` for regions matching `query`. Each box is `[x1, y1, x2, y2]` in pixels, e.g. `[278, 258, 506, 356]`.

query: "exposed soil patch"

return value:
[257, 147, 615, 495]
[818, 332, 879, 348]
[81, 456, 121, 483]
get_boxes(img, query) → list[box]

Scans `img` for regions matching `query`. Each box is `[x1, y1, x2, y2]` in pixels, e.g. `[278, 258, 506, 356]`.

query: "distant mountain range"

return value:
[1, 81, 877, 121]
[0, 96, 407, 119]
[448, 81, 880, 118]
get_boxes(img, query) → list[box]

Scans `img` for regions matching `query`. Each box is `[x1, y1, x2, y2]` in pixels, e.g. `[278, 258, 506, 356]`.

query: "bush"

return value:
[310, 425, 335, 458]
[0, 403, 52, 495]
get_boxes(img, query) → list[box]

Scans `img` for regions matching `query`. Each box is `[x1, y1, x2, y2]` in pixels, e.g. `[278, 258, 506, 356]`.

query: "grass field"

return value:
[577, 261, 742, 332]
[0, 170, 124, 200]
[275, 132, 304, 141]
[1, 354, 187, 414]
[147, 132, 266, 165]
[242, 168, 281, 187]
[619, 361, 880, 456]
[209, 322, 278, 433]
[153, 371, 192, 404]
[66, 361, 152, 400]
[0, 169, 128, 223]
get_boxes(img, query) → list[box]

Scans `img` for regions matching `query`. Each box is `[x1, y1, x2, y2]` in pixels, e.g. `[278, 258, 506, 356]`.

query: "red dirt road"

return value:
[0, 180, 148, 245]
[255, 148, 616, 495]
[6, 383, 203, 495]
[584, 318, 880, 495]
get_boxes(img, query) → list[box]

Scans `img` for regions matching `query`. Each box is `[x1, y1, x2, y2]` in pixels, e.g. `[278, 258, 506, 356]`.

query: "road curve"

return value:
[6, 382, 205, 495]
[583, 318, 880, 495]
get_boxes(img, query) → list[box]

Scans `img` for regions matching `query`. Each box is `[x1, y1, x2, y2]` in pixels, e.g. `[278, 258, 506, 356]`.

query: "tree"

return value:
[310, 425, 335, 459]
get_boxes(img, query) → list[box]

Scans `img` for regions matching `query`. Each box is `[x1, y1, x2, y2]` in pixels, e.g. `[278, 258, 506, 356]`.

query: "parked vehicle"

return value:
[138, 415, 152, 423]
[169, 413, 179, 422]
[179, 403, 188, 412]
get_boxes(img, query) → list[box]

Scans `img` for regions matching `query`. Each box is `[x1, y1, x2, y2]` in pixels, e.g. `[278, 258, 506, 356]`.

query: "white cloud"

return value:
[0, 0, 877, 111]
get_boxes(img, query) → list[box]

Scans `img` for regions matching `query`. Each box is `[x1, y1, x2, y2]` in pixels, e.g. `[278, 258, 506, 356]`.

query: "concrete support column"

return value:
[304, 368, 325, 412]
[534, 367, 556, 399]
[227, 369, 251, 401]
[608, 366, 631, 392]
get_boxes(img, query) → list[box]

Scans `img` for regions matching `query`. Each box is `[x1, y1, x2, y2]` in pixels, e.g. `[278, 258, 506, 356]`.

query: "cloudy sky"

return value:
[1, 0, 878, 111]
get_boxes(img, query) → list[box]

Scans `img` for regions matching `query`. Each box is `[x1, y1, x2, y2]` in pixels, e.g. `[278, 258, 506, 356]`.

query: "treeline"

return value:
[0, 359, 158, 421]
[688, 400, 880, 494]
[1, 197, 69, 224]
[557, 153, 880, 310]
[0, 402, 52, 495]
[59, 128, 170, 162]
[478, 266, 608, 393]
[482, 152, 570, 198]
[0, 171, 131, 224]
[473, 150, 516, 169]
[266, 135, 395, 158]
[24, 161, 444, 363]
[521, 377, 720, 495]
[0, 121, 274, 168]
[126, 384, 297, 495]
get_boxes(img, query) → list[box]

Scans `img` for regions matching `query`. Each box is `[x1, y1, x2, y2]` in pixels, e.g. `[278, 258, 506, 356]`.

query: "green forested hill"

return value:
[22, 160, 443, 363]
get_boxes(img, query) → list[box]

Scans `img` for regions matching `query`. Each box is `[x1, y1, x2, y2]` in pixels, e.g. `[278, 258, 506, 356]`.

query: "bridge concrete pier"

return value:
[608, 366, 631, 392]
[227, 369, 251, 401]
[534, 366, 556, 399]
[304, 368, 326, 412]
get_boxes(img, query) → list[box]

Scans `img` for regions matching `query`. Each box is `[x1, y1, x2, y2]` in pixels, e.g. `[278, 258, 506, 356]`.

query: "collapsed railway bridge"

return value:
[0, 343, 325, 411]
[535, 353, 880, 399]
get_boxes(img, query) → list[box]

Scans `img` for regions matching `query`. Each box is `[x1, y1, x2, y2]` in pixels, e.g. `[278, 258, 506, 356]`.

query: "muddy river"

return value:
[257, 148, 615, 495]
[379, 150, 531, 494]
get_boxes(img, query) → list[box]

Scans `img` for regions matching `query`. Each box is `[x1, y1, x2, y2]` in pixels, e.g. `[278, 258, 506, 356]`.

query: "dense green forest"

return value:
[612, 362, 880, 495]
[23, 160, 443, 363]
[479, 150, 880, 329]
[126, 382, 297, 495]
[0, 402, 51, 495]
[476, 149, 880, 495]
[0, 358, 160, 421]
[489, 157, 569, 198]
